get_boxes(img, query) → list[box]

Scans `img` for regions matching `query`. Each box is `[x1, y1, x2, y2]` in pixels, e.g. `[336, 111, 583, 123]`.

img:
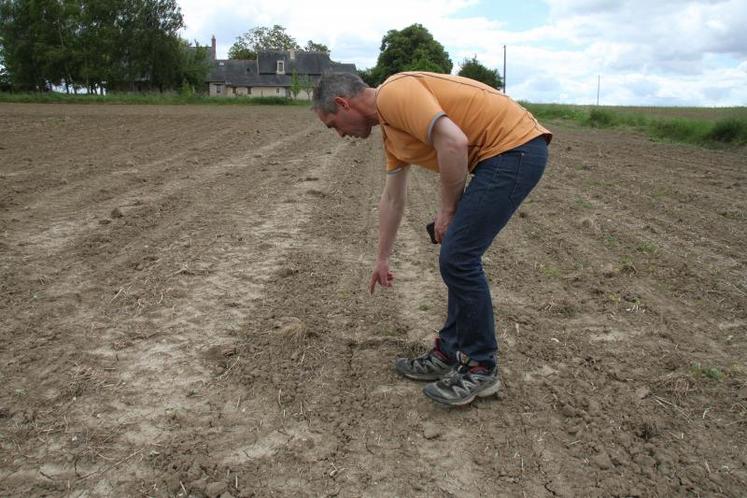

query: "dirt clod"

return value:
[189, 479, 207, 492]
[422, 422, 441, 440]
[205, 481, 227, 497]
[592, 451, 614, 470]
[635, 386, 651, 400]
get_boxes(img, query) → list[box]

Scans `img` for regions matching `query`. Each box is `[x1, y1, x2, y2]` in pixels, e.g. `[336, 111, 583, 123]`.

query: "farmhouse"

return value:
[205, 36, 357, 99]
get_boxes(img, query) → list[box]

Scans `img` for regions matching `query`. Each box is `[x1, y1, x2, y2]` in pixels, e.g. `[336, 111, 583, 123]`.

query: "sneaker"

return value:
[394, 338, 456, 381]
[423, 353, 501, 406]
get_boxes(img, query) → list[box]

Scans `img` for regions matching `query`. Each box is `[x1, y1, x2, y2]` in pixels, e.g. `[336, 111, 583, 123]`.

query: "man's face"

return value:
[316, 100, 372, 139]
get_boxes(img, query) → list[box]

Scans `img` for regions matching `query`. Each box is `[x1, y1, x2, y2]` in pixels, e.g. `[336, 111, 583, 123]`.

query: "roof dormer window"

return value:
[276, 60, 285, 74]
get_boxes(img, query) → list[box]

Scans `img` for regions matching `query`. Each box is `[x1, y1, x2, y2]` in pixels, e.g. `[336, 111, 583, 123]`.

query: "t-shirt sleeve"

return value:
[378, 76, 445, 144]
[385, 147, 402, 173]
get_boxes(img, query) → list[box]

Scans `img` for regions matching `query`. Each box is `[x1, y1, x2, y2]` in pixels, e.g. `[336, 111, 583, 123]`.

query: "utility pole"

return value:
[596, 75, 600, 106]
[503, 45, 507, 93]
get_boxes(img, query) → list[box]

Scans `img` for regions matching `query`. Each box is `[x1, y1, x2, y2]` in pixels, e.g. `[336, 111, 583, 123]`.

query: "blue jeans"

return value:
[438, 135, 549, 370]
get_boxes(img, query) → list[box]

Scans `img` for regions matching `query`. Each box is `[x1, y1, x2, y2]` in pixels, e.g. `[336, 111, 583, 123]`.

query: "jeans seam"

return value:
[506, 151, 525, 211]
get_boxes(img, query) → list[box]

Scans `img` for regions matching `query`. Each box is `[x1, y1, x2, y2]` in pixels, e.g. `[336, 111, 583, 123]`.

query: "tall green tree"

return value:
[177, 40, 210, 92]
[31, 0, 78, 90]
[0, 0, 52, 90]
[76, 0, 124, 92]
[229, 24, 300, 59]
[457, 56, 502, 89]
[366, 24, 451, 85]
[0, 0, 194, 92]
[304, 40, 329, 55]
[229, 27, 331, 59]
[228, 37, 254, 60]
[126, 0, 185, 92]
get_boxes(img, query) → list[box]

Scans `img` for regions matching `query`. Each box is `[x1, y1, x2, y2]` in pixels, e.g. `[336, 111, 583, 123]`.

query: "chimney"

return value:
[211, 35, 216, 61]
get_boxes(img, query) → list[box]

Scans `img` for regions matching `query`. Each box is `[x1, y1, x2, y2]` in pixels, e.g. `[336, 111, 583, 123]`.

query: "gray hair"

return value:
[312, 72, 369, 114]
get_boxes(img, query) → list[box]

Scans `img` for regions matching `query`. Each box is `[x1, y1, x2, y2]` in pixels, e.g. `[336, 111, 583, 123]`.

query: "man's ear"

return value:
[334, 96, 350, 110]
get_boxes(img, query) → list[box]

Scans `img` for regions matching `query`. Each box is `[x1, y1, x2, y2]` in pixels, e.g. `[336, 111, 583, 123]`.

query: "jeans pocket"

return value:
[508, 150, 546, 209]
[506, 152, 526, 210]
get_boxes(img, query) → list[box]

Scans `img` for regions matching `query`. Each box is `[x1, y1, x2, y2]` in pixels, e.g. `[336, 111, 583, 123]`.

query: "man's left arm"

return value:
[430, 116, 469, 242]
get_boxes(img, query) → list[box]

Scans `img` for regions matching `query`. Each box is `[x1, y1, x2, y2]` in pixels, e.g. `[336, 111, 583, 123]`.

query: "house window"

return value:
[276, 60, 284, 74]
[276, 88, 280, 94]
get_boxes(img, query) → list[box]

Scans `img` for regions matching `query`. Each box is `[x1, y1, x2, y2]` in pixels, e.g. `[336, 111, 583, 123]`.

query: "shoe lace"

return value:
[441, 366, 469, 387]
[413, 348, 446, 369]
[440, 361, 489, 389]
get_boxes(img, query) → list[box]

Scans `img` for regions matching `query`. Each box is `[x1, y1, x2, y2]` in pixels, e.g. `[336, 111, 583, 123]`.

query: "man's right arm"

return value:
[369, 165, 409, 294]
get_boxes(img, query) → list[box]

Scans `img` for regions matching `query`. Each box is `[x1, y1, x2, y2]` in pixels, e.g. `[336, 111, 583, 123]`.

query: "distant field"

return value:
[2, 91, 743, 120]
[2, 91, 745, 146]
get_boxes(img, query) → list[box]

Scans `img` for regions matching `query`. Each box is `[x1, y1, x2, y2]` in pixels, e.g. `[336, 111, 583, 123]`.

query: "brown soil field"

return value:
[1, 103, 745, 497]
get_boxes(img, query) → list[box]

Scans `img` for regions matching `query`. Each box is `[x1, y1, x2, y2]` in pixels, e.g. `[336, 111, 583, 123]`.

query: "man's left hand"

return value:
[435, 208, 455, 243]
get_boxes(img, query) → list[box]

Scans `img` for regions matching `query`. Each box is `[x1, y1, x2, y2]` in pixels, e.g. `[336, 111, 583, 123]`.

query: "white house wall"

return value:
[253, 87, 286, 97]
[209, 84, 312, 99]
[209, 83, 224, 96]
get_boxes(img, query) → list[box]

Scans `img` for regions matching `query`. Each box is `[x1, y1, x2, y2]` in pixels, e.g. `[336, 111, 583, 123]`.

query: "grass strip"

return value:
[524, 103, 747, 147]
[0, 92, 308, 106]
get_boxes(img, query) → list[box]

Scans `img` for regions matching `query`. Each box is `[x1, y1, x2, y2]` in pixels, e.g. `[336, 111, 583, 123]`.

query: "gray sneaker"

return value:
[395, 340, 455, 381]
[423, 354, 500, 406]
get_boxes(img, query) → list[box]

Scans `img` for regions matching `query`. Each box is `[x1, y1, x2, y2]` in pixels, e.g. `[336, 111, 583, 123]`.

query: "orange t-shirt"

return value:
[375, 72, 552, 173]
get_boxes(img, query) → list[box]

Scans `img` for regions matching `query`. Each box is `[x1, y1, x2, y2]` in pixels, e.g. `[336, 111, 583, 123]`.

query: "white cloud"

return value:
[177, 0, 747, 105]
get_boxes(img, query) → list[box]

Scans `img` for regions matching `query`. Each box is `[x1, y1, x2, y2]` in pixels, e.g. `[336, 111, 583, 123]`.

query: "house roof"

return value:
[208, 50, 356, 87]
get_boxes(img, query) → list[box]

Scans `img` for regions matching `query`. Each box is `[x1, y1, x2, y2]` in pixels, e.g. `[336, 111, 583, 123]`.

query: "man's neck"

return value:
[353, 87, 380, 127]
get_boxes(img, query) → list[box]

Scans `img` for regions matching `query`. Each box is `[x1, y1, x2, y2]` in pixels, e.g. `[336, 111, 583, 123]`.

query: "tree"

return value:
[229, 24, 299, 59]
[28, 0, 78, 91]
[406, 48, 448, 73]
[0, 41, 11, 91]
[228, 37, 254, 60]
[290, 69, 301, 99]
[290, 70, 301, 99]
[0, 0, 193, 93]
[177, 40, 211, 93]
[126, 0, 185, 92]
[304, 40, 329, 55]
[366, 24, 451, 85]
[76, 0, 127, 93]
[458, 56, 502, 89]
[0, 0, 55, 90]
[357, 68, 377, 87]
[300, 73, 314, 99]
[229, 27, 332, 59]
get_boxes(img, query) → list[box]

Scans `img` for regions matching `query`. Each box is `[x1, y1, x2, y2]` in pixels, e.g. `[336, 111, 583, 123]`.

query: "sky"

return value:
[176, 0, 747, 106]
